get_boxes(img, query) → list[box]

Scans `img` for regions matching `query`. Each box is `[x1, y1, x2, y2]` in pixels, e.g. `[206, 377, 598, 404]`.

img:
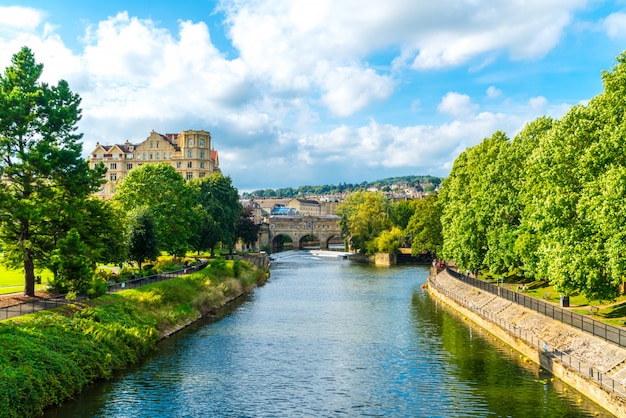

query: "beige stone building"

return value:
[89, 129, 220, 199]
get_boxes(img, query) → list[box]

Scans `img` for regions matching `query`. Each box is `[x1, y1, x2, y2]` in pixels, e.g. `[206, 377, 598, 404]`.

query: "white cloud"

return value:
[438, 92, 479, 119]
[486, 86, 502, 99]
[529, 96, 548, 113]
[0, 6, 44, 33]
[603, 12, 626, 39]
[320, 67, 395, 117]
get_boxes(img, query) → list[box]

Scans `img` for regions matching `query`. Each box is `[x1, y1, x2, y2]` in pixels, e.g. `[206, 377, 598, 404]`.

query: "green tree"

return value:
[236, 206, 260, 250]
[191, 173, 241, 254]
[0, 47, 105, 296]
[113, 163, 195, 257]
[336, 191, 392, 253]
[189, 207, 220, 256]
[127, 207, 159, 270]
[405, 194, 443, 257]
[370, 226, 404, 254]
[48, 228, 93, 294]
[392, 199, 418, 230]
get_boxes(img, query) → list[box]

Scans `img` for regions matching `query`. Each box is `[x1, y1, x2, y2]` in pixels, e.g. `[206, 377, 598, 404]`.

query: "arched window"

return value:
[199, 139, 205, 147]
[188, 139, 194, 147]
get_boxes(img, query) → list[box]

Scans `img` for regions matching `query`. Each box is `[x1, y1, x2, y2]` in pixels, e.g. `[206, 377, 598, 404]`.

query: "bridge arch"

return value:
[259, 215, 343, 252]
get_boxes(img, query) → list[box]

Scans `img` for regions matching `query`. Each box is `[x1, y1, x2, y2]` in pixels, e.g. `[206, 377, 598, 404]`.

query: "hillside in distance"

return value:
[241, 175, 443, 198]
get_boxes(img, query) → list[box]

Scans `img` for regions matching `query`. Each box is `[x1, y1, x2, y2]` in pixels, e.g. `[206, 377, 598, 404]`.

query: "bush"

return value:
[87, 276, 108, 299]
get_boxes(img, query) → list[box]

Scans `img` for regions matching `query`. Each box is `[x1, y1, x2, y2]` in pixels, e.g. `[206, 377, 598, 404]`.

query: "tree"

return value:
[48, 228, 92, 294]
[370, 227, 404, 254]
[191, 173, 241, 254]
[236, 206, 260, 250]
[113, 163, 195, 257]
[189, 207, 219, 256]
[127, 207, 159, 271]
[336, 191, 392, 253]
[0, 47, 105, 296]
[405, 194, 442, 257]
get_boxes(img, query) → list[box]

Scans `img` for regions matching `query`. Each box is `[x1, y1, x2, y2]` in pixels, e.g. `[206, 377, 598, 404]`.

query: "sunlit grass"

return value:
[0, 262, 53, 294]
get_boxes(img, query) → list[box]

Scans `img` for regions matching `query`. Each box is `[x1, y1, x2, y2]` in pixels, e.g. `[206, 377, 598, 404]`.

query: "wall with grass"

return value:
[0, 258, 269, 418]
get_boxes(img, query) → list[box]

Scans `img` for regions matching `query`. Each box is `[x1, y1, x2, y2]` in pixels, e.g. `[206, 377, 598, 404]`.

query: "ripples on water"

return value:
[44, 252, 611, 417]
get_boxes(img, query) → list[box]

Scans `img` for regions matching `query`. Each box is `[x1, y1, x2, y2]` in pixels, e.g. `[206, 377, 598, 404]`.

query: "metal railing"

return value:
[429, 274, 626, 398]
[446, 268, 626, 348]
[0, 262, 207, 320]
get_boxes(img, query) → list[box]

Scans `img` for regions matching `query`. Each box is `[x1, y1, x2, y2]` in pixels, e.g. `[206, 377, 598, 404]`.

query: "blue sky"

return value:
[1, 1, 625, 191]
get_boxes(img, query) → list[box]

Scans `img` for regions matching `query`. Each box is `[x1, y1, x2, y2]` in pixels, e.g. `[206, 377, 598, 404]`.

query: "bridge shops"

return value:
[257, 215, 343, 252]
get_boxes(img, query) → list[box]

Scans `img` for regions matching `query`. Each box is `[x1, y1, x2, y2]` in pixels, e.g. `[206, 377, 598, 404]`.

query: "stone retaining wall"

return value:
[429, 268, 626, 417]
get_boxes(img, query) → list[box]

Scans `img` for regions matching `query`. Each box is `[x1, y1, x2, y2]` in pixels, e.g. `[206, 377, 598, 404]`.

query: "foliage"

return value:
[438, 50, 626, 300]
[236, 206, 260, 249]
[370, 227, 404, 254]
[189, 207, 219, 255]
[336, 191, 392, 253]
[126, 207, 159, 270]
[190, 173, 241, 254]
[113, 163, 195, 257]
[48, 229, 93, 294]
[0, 47, 105, 296]
[405, 194, 443, 257]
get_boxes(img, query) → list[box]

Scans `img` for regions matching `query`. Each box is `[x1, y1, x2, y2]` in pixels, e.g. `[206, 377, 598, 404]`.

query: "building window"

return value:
[199, 172, 206, 178]
[126, 154, 133, 159]
[186, 172, 193, 180]
[200, 161, 205, 168]
[110, 184, 115, 193]
[188, 150, 193, 158]
[110, 173, 117, 181]
[110, 163, 116, 169]
[96, 153, 103, 158]
[149, 153, 153, 160]
[126, 163, 133, 170]
[150, 142, 153, 148]
[155, 152, 159, 159]
[188, 139, 193, 147]
[143, 152, 146, 160]
[199, 139, 205, 147]
[200, 151, 205, 158]
[169, 152, 173, 159]
[156, 142, 159, 148]
[176, 162, 182, 168]
[187, 161, 193, 168]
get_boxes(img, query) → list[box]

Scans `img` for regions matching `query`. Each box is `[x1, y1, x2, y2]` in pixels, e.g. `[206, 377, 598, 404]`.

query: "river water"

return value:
[44, 251, 611, 417]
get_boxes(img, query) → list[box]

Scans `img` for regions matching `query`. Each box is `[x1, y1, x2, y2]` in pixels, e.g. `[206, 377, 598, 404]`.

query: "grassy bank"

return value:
[0, 258, 268, 418]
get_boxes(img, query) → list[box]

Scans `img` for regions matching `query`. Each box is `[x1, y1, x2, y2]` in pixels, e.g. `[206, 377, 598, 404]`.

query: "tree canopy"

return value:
[113, 163, 195, 257]
[0, 47, 105, 296]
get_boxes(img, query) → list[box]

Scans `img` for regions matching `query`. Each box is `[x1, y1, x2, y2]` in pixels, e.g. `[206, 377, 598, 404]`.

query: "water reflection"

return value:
[44, 252, 611, 417]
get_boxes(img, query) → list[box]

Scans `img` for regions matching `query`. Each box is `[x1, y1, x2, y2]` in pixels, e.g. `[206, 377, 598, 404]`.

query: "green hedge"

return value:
[0, 259, 267, 418]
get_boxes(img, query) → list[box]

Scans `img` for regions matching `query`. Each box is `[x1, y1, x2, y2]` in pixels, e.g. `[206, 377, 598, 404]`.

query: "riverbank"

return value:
[0, 257, 269, 418]
[428, 267, 626, 417]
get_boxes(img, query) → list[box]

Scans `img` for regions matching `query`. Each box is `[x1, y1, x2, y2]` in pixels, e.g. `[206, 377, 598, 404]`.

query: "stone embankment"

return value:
[428, 268, 626, 418]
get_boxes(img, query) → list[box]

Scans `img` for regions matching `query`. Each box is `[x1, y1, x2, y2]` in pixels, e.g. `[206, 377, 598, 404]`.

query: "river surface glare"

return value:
[44, 251, 611, 417]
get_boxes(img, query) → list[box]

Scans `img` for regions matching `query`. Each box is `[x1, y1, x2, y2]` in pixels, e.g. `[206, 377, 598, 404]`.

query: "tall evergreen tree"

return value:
[0, 47, 105, 296]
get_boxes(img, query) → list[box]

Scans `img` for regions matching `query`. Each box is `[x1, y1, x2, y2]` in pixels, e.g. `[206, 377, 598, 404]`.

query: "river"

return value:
[44, 251, 611, 417]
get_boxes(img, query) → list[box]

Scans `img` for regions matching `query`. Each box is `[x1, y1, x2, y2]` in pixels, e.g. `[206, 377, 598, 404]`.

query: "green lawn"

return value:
[0, 266, 52, 295]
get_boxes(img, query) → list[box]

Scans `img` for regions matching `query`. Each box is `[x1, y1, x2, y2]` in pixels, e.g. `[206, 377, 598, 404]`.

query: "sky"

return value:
[0, 1, 625, 192]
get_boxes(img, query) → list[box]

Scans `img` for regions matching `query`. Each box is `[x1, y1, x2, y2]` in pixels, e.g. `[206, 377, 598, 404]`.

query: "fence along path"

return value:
[431, 267, 626, 398]
[445, 267, 626, 348]
[0, 263, 207, 321]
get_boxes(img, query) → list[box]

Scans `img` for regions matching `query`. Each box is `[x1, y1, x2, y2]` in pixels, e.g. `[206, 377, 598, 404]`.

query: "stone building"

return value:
[89, 129, 220, 199]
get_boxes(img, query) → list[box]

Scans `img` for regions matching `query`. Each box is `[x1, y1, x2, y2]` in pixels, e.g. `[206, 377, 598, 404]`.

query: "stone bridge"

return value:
[258, 215, 343, 252]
